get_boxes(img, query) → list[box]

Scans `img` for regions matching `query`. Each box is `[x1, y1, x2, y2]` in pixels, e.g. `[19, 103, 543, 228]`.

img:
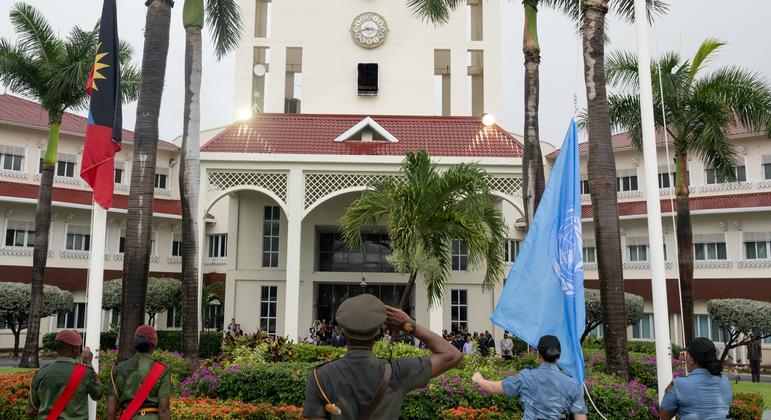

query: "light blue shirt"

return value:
[502, 364, 588, 419]
[660, 368, 732, 419]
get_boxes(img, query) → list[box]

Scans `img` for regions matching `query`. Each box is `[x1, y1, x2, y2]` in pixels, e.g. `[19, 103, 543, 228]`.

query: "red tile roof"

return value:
[0, 180, 181, 215]
[547, 125, 762, 160]
[581, 191, 771, 218]
[0, 94, 178, 150]
[201, 114, 523, 157]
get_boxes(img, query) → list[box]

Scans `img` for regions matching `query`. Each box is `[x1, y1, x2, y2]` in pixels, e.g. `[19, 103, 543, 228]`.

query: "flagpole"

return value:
[633, 0, 673, 398]
[85, 201, 107, 420]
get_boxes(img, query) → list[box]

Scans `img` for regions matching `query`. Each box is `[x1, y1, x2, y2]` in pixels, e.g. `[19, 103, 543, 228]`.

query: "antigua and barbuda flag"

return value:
[80, 0, 122, 209]
[490, 120, 586, 384]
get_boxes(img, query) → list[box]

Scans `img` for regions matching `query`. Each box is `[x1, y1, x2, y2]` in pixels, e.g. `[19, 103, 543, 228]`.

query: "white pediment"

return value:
[333, 117, 399, 143]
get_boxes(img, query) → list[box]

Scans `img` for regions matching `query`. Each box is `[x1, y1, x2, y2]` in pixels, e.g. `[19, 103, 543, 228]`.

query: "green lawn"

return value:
[733, 381, 771, 409]
[0, 367, 33, 374]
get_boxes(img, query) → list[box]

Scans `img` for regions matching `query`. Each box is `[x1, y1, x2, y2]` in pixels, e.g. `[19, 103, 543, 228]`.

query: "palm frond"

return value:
[611, 0, 669, 24]
[9, 2, 62, 63]
[0, 38, 44, 100]
[119, 64, 142, 104]
[688, 38, 726, 85]
[606, 50, 640, 91]
[683, 95, 737, 181]
[405, 0, 464, 24]
[693, 67, 771, 134]
[206, 0, 243, 59]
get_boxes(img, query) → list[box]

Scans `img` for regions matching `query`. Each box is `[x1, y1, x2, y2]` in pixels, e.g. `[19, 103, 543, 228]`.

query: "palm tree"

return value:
[179, 0, 241, 359]
[542, 0, 667, 379]
[0, 2, 139, 367]
[118, 0, 174, 360]
[406, 0, 546, 226]
[607, 39, 771, 345]
[340, 150, 506, 311]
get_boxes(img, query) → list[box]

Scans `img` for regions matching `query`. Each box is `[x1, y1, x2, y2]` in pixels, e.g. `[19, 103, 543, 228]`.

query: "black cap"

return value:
[537, 335, 561, 359]
[687, 337, 717, 366]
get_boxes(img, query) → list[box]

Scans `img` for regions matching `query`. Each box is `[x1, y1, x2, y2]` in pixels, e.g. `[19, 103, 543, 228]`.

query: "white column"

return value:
[284, 168, 303, 342]
[634, 0, 673, 398]
[226, 194, 240, 271]
[429, 301, 443, 335]
[85, 203, 107, 420]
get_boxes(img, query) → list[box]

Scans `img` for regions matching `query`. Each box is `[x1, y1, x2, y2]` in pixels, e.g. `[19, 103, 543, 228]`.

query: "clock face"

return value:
[351, 12, 388, 49]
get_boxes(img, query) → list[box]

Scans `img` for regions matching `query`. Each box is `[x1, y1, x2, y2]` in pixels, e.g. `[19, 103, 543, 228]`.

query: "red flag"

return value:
[80, 0, 122, 209]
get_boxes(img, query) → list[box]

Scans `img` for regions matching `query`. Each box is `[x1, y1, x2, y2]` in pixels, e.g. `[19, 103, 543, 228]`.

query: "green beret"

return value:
[336, 294, 386, 341]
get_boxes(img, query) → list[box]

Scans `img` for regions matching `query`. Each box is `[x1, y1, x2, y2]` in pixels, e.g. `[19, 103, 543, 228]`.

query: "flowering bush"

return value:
[172, 397, 302, 419]
[440, 406, 512, 419]
[584, 373, 659, 419]
[585, 352, 685, 390]
[0, 371, 35, 419]
[730, 392, 765, 420]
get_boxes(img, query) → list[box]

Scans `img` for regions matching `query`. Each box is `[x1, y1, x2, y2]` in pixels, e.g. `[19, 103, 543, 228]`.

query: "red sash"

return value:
[47, 364, 87, 420]
[119, 362, 166, 420]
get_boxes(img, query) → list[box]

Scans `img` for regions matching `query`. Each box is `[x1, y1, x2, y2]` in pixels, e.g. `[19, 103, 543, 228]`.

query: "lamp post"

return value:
[360, 277, 367, 293]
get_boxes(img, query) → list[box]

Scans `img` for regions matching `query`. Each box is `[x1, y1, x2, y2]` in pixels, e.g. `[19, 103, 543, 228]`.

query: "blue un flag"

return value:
[490, 120, 586, 383]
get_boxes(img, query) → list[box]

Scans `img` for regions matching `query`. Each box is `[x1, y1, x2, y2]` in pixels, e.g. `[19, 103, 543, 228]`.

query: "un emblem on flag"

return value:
[552, 207, 583, 297]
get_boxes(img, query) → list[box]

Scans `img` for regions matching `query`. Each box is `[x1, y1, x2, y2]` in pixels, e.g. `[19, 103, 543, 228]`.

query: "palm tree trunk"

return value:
[19, 119, 61, 368]
[180, 19, 202, 359]
[521, 0, 546, 225]
[582, 0, 630, 379]
[674, 151, 694, 345]
[118, 0, 173, 360]
[398, 271, 419, 313]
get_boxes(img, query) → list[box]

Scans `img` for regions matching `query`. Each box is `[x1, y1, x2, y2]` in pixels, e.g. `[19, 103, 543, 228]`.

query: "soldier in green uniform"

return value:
[28, 329, 103, 419]
[107, 325, 172, 420]
[303, 294, 463, 420]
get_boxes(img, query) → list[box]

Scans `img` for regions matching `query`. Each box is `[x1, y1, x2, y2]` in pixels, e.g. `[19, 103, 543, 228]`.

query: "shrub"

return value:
[285, 343, 345, 363]
[200, 331, 223, 358]
[440, 406, 511, 419]
[402, 374, 521, 419]
[0, 371, 35, 419]
[730, 392, 765, 420]
[42, 332, 57, 352]
[627, 341, 656, 354]
[172, 398, 302, 419]
[156, 330, 182, 352]
[372, 341, 429, 359]
[101, 331, 118, 350]
[584, 373, 658, 419]
[214, 363, 312, 406]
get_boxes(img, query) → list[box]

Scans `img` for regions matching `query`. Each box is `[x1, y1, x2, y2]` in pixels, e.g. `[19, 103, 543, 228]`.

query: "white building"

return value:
[547, 127, 771, 360]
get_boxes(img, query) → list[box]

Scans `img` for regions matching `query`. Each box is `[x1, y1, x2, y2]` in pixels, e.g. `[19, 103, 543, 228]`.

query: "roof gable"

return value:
[333, 117, 399, 143]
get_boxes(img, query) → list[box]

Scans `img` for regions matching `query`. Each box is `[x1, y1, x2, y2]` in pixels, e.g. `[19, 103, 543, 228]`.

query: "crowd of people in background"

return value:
[226, 318, 244, 337]
[443, 329, 502, 357]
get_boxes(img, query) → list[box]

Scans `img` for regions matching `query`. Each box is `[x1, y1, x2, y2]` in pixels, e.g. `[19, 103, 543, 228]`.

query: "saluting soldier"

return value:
[28, 329, 103, 420]
[107, 325, 172, 420]
[303, 294, 463, 420]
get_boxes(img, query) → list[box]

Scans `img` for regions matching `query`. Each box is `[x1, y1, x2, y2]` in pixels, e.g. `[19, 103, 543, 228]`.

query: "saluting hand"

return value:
[81, 346, 93, 365]
[385, 305, 411, 330]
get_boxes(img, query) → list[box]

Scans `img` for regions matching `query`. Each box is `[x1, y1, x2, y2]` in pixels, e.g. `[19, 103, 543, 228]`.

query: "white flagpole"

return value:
[633, 0, 673, 398]
[85, 201, 107, 420]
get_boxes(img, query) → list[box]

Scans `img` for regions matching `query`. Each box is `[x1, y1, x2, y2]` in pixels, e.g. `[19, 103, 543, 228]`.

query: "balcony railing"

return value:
[205, 257, 227, 266]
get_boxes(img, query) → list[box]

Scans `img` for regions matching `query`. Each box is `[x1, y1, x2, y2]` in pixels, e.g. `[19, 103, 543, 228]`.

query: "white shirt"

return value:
[462, 342, 475, 354]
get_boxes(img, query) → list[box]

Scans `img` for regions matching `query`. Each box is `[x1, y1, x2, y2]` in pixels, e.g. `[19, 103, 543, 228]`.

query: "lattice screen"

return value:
[207, 171, 288, 204]
[304, 173, 395, 209]
[487, 176, 523, 198]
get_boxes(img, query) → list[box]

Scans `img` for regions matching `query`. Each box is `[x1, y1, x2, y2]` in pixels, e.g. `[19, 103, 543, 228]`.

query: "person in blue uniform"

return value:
[659, 337, 732, 420]
[472, 335, 588, 419]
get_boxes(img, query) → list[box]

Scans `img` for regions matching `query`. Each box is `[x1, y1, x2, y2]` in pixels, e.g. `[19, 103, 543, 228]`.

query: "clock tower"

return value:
[234, 0, 503, 118]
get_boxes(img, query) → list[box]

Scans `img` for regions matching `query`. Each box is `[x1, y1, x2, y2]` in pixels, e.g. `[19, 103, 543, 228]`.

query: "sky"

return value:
[1, 1, 770, 146]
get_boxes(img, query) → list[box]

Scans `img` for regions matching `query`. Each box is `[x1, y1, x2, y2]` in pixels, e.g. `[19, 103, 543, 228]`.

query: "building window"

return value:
[467, 0, 483, 41]
[504, 239, 521, 263]
[694, 314, 728, 342]
[588, 324, 604, 338]
[450, 289, 468, 333]
[451, 239, 468, 271]
[57, 303, 86, 329]
[40, 154, 77, 177]
[171, 233, 182, 257]
[616, 170, 638, 192]
[705, 166, 746, 184]
[166, 306, 181, 328]
[580, 179, 590, 195]
[434, 49, 451, 116]
[583, 246, 596, 263]
[254, 0, 271, 38]
[744, 232, 771, 260]
[66, 225, 90, 251]
[626, 238, 649, 262]
[763, 156, 771, 180]
[5, 221, 34, 247]
[694, 234, 727, 261]
[263, 206, 280, 267]
[357, 63, 379, 95]
[632, 314, 654, 339]
[284, 47, 302, 114]
[208, 234, 227, 258]
[318, 231, 393, 272]
[657, 170, 675, 189]
[252, 46, 269, 113]
[260, 286, 278, 335]
[114, 167, 124, 185]
[118, 229, 125, 254]
[0, 145, 24, 172]
[467, 50, 484, 116]
[154, 168, 169, 190]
